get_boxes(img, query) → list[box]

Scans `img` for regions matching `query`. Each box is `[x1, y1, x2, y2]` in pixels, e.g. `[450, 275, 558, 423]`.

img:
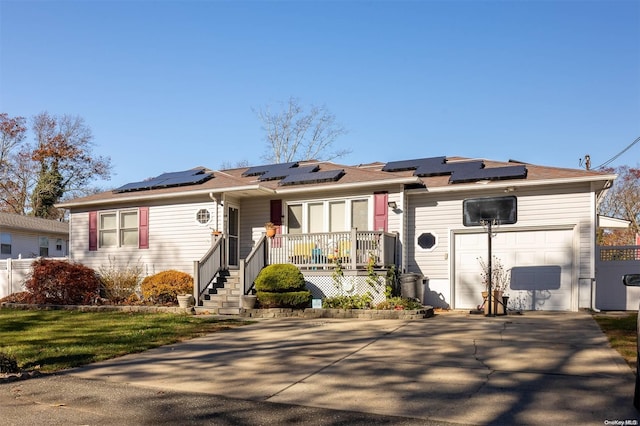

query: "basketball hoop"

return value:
[463, 196, 517, 317]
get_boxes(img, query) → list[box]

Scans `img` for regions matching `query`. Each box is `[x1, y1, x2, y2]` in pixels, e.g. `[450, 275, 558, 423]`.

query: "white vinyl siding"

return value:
[70, 202, 216, 276]
[406, 183, 596, 311]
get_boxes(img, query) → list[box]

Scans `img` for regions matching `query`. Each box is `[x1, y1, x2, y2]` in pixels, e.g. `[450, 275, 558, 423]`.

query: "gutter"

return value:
[56, 185, 276, 209]
[405, 174, 617, 195]
[274, 176, 423, 194]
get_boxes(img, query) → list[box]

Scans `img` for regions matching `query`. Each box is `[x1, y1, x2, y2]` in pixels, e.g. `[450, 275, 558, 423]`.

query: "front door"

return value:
[227, 205, 239, 268]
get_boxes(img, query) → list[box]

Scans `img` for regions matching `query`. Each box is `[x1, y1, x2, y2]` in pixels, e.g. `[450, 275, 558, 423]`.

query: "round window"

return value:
[196, 208, 211, 225]
[417, 232, 437, 250]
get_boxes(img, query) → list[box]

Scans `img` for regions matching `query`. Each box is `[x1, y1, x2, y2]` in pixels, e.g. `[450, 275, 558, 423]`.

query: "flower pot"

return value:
[241, 295, 257, 309]
[177, 294, 195, 308]
[266, 228, 276, 238]
[481, 290, 504, 315]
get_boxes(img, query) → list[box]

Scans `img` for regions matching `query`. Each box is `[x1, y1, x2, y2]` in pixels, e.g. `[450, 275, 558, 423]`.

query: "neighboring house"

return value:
[0, 212, 69, 259]
[57, 156, 615, 313]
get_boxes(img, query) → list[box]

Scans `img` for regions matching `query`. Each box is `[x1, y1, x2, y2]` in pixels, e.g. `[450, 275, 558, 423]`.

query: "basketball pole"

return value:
[486, 220, 494, 316]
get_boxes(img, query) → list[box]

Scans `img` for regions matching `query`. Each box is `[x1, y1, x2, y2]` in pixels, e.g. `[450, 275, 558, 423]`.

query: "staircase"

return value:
[200, 269, 242, 315]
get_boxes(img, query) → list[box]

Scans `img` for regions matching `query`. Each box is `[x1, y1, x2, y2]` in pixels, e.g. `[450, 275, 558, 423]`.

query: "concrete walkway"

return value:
[1, 311, 638, 425]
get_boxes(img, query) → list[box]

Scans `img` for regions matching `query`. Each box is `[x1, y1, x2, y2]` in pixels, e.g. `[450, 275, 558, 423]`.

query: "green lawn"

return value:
[0, 309, 250, 372]
[1, 308, 636, 375]
[593, 312, 637, 370]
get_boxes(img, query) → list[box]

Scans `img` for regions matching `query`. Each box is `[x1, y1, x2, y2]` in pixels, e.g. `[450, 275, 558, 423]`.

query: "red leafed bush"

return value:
[25, 259, 100, 305]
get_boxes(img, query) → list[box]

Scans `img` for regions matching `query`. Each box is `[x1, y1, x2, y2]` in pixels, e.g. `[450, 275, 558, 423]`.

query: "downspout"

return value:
[209, 193, 219, 231]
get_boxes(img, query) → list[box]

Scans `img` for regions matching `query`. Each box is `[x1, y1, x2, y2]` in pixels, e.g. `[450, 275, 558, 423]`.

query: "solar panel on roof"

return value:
[450, 165, 527, 183]
[259, 164, 319, 181]
[415, 160, 483, 177]
[242, 162, 299, 177]
[382, 156, 446, 172]
[113, 169, 213, 193]
[280, 169, 345, 186]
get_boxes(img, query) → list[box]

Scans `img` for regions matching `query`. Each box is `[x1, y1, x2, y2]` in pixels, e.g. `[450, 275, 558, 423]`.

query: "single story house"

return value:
[0, 212, 69, 259]
[57, 156, 615, 313]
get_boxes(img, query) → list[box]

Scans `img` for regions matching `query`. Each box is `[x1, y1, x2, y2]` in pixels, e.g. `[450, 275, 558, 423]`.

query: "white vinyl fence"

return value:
[0, 257, 67, 299]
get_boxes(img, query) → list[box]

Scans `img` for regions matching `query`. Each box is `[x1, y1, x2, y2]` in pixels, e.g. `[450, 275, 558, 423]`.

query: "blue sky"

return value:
[1, 0, 639, 189]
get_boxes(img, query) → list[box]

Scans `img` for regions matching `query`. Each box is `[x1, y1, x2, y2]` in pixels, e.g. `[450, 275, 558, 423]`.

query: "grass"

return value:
[593, 312, 637, 370]
[1, 307, 636, 375]
[0, 309, 250, 373]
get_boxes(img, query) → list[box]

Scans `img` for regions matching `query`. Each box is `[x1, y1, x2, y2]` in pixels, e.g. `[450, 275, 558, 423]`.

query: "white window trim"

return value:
[417, 231, 438, 252]
[195, 208, 213, 226]
[98, 209, 139, 248]
[285, 196, 372, 233]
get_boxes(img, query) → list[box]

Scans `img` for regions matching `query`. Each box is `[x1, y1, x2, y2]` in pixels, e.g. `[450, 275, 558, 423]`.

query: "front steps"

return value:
[200, 269, 242, 315]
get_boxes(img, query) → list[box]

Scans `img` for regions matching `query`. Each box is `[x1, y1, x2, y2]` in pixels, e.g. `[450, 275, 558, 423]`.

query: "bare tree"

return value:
[30, 112, 112, 218]
[0, 113, 26, 175]
[597, 165, 640, 245]
[219, 159, 250, 170]
[254, 97, 350, 164]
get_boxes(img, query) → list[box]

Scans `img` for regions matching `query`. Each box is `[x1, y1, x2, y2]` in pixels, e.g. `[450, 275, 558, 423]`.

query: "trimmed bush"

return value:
[255, 264, 311, 308]
[254, 264, 305, 292]
[375, 297, 424, 310]
[256, 291, 312, 309]
[322, 294, 373, 309]
[140, 270, 193, 304]
[25, 259, 100, 305]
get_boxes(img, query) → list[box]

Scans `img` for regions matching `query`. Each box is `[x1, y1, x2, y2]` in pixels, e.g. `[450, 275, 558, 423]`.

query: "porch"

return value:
[194, 230, 398, 312]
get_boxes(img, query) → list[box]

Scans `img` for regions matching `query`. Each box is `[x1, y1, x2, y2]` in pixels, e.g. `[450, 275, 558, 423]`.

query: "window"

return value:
[196, 208, 211, 225]
[287, 204, 302, 234]
[287, 197, 370, 233]
[39, 237, 49, 257]
[1, 233, 11, 255]
[56, 239, 63, 251]
[329, 201, 346, 232]
[99, 210, 139, 248]
[417, 232, 437, 251]
[308, 203, 324, 233]
[351, 199, 368, 231]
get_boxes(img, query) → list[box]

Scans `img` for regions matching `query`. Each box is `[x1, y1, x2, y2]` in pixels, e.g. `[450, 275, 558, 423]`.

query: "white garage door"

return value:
[454, 229, 574, 311]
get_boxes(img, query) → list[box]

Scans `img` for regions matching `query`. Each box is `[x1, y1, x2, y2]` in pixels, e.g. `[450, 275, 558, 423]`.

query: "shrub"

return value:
[255, 264, 305, 292]
[375, 297, 424, 310]
[140, 270, 193, 304]
[97, 256, 143, 304]
[256, 291, 312, 309]
[322, 294, 373, 309]
[255, 264, 310, 308]
[0, 291, 32, 304]
[0, 352, 19, 374]
[25, 259, 100, 305]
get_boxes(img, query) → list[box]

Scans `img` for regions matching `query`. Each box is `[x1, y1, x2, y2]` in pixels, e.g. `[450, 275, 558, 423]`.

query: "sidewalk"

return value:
[1, 311, 638, 425]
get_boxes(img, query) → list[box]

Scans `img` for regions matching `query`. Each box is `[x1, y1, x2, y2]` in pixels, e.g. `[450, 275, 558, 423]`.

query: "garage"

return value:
[454, 228, 575, 311]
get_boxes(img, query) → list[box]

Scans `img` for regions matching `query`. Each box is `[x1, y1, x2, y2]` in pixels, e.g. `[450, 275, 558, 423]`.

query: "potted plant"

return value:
[177, 294, 195, 308]
[478, 255, 510, 315]
[265, 222, 277, 238]
[241, 288, 258, 309]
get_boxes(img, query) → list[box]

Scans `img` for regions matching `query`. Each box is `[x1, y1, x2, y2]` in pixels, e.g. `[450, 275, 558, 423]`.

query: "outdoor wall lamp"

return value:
[387, 201, 398, 209]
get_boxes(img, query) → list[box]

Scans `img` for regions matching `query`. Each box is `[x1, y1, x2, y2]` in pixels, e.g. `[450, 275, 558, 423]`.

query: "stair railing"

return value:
[240, 234, 267, 295]
[193, 236, 226, 302]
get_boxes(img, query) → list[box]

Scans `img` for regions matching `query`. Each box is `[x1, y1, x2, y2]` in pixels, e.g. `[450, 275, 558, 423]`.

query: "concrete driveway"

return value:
[1, 311, 638, 425]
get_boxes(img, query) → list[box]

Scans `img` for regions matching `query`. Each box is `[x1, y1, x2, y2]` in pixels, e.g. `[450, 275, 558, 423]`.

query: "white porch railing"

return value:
[267, 229, 397, 270]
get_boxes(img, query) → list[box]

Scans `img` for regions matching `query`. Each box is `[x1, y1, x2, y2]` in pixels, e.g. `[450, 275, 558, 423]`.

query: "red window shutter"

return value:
[374, 192, 388, 232]
[270, 200, 282, 227]
[89, 211, 98, 251]
[270, 200, 283, 247]
[139, 207, 149, 249]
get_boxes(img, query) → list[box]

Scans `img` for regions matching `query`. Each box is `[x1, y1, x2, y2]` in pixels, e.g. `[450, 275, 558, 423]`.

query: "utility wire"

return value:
[594, 136, 640, 170]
